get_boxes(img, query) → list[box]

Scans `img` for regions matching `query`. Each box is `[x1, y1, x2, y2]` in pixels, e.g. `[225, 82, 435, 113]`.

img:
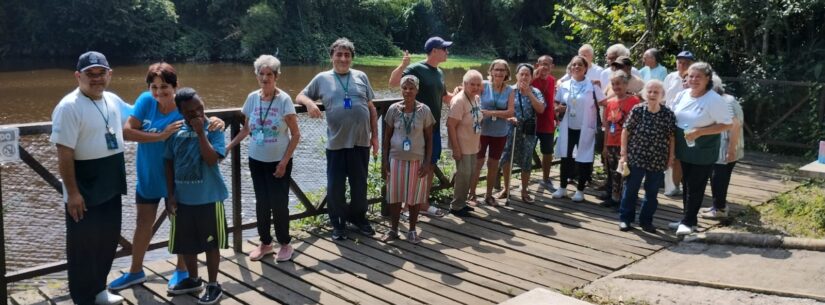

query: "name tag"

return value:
[402, 138, 412, 152]
[105, 132, 118, 150]
[254, 130, 265, 146]
[344, 97, 352, 109]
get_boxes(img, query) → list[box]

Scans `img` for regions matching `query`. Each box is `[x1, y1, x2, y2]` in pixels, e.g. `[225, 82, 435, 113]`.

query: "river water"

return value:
[0, 61, 564, 290]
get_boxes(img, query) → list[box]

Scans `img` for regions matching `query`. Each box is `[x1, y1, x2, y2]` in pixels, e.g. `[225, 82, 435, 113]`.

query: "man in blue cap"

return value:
[389, 36, 460, 217]
[51, 51, 127, 304]
[663, 50, 696, 198]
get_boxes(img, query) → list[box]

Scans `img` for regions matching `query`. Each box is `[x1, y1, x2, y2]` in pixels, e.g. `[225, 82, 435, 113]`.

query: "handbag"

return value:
[518, 92, 537, 135]
[594, 89, 604, 152]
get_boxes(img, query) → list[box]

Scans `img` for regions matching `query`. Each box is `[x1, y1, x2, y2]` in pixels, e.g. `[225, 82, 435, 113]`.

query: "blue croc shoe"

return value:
[108, 271, 146, 291]
[168, 270, 189, 289]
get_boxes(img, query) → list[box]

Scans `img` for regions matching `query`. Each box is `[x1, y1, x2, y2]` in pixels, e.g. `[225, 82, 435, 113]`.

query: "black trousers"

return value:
[326, 146, 370, 230]
[249, 158, 293, 245]
[711, 162, 737, 210]
[66, 195, 121, 305]
[560, 128, 593, 191]
[680, 161, 713, 227]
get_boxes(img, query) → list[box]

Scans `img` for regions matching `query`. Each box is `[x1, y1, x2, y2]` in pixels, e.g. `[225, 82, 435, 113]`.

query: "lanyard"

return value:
[82, 91, 111, 132]
[258, 91, 276, 130]
[400, 105, 417, 135]
[568, 79, 587, 105]
[464, 91, 481, 131]
[335, 72, 350, 97]
[491, 83, 506, 109]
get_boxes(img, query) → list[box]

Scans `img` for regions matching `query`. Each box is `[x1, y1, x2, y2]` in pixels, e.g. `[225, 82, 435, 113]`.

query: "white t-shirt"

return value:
[50, 88, 125, 160]
[556, 78, 606, 130]
[241, 89, 297, 162]
[663, 71, 685, 108]
[599, 66, 641, 91]
[673, 90, 733, 130]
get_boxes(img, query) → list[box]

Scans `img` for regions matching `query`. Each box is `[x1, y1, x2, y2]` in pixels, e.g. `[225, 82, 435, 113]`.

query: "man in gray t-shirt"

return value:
[296, 38, 378, 240]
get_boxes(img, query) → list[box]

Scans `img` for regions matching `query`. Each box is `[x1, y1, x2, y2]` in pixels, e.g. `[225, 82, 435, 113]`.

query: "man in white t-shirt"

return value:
[664, 51, 695, 108]
[50, 51, 127, 305]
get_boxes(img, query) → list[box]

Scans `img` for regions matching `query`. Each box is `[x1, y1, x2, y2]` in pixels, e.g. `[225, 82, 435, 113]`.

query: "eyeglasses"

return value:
[492, 68, 508, 72]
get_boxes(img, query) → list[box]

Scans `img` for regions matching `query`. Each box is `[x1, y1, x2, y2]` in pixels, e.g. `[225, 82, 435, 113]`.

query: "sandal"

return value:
[423, 206, 446, 217]
[380, 230, 399, 242]
[484, 196, 499, 206]
[521, 191, 535, 203]
[494, 189, 509, 199]
[407, 230, 421, 244]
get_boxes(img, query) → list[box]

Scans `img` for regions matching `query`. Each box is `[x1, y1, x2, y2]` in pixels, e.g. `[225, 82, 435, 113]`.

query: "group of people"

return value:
[50, 36, 743, 305]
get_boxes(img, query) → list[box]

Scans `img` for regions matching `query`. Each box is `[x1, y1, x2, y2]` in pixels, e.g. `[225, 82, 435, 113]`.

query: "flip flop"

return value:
[521, 191, 535, 203]
[424, 206, 446, 217]
[494, 190, 509, 199]
[484, 196, 499, 206]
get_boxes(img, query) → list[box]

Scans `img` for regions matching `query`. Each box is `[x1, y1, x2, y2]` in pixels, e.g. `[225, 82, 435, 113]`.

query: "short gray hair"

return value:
[400, 75, 419, 89]
[254, 55, 281, 75]
[462, 69, 483, 85]
[606, 43, 630, 57]
[688, 62, 715, 91]
[329, 37, 356, 57]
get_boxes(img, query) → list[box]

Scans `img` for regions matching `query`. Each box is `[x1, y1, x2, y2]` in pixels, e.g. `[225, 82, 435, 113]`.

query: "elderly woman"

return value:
[601, 70, 641, 207]
[226, 55, 301, 261]
[552, 56, 607, 202]
[109, 63, 224, 291]
[470, 59, 514, 206]
[498, 64, 546, 203]
[381, 75, 435, 243]
[669, 62, 733, 235]
[447, 70, 484, 217]
[701, 75, 744, 219]
[639, 48, 668, 82]
[617, 80, 675, 232]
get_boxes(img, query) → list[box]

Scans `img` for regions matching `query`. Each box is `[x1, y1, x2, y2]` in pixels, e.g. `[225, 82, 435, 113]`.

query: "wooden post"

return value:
[230, 120, 242, 252]
[1, 166, 8, 304]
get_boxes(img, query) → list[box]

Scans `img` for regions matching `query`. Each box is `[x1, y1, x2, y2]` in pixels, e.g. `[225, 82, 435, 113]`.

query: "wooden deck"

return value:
[9, 153, 799, 305]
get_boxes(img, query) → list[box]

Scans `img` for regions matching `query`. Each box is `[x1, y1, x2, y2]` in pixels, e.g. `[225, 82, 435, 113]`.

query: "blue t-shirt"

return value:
[480, 81, 512, 137]
[163, 122, 228, 205]
[131, 91, 183, 199]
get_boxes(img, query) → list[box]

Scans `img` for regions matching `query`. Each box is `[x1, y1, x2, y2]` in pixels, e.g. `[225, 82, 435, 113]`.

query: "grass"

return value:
[353, 54, 488, 69]
[730, 180, 825, 239]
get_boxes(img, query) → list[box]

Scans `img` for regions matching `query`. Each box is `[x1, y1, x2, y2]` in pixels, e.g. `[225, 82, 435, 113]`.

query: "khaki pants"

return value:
[450, 154, 477, 211]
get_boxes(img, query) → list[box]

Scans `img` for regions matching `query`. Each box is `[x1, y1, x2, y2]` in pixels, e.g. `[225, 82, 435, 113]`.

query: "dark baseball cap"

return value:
[610, 56, 633, 67]
[76, 51, 111, 72]
[676, 51, 695, 61]
[424, 36, 453, 53]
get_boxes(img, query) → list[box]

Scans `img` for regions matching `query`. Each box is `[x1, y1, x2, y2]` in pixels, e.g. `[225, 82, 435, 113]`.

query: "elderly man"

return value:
[388, 36, 458, 217]
[599, 43, 642, 90]
[51, 51, 127, 305]
[296, 38, 379, 241]
[640, 48, 668, 82]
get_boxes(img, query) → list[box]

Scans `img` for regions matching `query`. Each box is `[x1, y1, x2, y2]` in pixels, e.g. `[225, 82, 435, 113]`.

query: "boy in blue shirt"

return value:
[164, 88, 228, 305]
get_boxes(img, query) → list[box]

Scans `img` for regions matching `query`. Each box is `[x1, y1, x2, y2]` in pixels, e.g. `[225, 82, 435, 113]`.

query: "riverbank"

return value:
[354, 54, 489, 69]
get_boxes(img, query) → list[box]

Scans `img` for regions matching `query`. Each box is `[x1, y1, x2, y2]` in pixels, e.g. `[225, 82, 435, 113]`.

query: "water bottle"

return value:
[818, 141, 825, 163]
[683, 124, 696, 147]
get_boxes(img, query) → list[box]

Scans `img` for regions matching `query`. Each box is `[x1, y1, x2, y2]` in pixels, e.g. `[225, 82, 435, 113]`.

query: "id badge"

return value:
[402, 138, 412, 152]
[492, 116, 497, 121]
[344, 97, 352, 109]
[569, 108, 576, 118]
[609, 122, 616, 134]
[254, 130, 265, 146]
[105, 132, 118, 150]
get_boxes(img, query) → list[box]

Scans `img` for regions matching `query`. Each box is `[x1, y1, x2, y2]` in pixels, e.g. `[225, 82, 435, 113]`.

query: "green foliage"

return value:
[770, 182, 825, 237]
[354, 54, 487, 69]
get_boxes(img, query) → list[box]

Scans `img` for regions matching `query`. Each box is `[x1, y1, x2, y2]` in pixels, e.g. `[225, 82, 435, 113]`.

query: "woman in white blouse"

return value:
[669, 62, 733, 235]
[552, 56, 607, 202]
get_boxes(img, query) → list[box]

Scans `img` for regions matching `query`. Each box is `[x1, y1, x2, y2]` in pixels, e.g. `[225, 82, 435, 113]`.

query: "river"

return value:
[0, 61, 564, 291]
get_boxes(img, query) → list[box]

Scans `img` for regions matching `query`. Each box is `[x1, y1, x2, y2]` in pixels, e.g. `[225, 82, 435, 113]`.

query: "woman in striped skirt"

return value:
[382, 75, 436, 243]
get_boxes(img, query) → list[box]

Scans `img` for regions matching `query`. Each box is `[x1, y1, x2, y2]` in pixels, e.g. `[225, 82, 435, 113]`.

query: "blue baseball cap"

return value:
[676, 51, 695, 61]
[424, 36, 453, 53]
[76, 51, 111, 72]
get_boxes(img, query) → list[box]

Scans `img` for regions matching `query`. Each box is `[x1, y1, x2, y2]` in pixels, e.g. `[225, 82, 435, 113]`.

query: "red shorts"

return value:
[477, 135, 507, 160]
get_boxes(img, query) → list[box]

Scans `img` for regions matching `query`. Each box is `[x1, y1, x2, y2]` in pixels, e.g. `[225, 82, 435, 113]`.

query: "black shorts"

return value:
[536, 132, 555, 155]
[169, 201, 228, 255]
[135, 191, 165, 205]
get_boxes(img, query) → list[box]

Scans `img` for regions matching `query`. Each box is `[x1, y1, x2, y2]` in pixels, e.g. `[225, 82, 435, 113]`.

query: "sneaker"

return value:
[641, 224, 657, 233]
[168, 277, 203, 295]
[543, 180, 557, 192]
[667, 221, 682, 230]
[276, 244, 294, 262]
[551, 188, 567, 199]
[462, 206, 475, 212]
[167, 270, 189, 290]
[249, 243, 274, 261]
[407, 230, 421, 244]
[571, 191, 585, 202]
[599, 199, 618, 208]
[664, 188, 682, 197]
[676, 224, 693, 235]
[356, 223, 375, 236]
[700, 208, 727, 219]
[108, 271, 146, 291]
[198, 283, 222, 305]
[331, 228, 348, 241]
[618, 222, 631, 232]
[94, 290, 124, 305]
[450, 208, 472, 217]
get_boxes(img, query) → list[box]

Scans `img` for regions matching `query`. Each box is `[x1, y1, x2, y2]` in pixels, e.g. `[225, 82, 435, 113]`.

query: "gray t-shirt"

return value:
[241, 89, 297, 162]
[301, 69, 375, 150]
[385, 101, 435, 161]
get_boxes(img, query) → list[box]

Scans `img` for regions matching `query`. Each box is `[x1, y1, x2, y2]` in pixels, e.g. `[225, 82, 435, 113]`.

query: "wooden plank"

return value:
[235, 241, 389, 305]
[36, 286, 72, 305]
[250, 240, 423, 305]
[303, 229, 512, 303]
[141, 260, 238, 305]
[9, 290, 50, 305]
[209, 248, 346, 305]
[297, 232, 498, 305]
[108, 269, 168, 305]
[286, 237, 463, 305]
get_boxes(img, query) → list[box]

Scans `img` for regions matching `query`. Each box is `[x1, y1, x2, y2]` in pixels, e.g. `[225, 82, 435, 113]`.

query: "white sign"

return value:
[0, 127, 20, 163]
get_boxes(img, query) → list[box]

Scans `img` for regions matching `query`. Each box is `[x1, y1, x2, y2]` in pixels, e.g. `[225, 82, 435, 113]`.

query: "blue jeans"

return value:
[619, 166, 664, 226]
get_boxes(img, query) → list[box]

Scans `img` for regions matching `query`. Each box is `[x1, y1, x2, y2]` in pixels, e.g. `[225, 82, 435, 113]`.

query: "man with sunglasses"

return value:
[50, 51, 127, 305]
